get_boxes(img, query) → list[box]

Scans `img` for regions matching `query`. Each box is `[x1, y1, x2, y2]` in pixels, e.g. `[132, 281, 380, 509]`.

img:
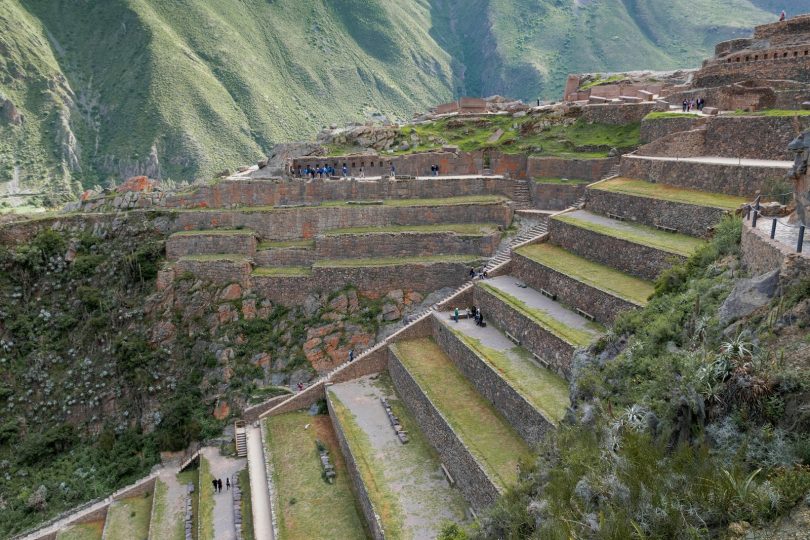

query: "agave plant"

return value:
[720, 335, 753, 362]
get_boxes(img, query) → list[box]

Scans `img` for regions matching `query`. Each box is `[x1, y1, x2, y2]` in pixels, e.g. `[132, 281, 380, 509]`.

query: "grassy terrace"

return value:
[643, 112, 699, 120]
[391, 338, 532, 488]
[265, 412, 366, 540]
[252, 266, 313, 277]
[533, 177, 592, 185]
[727, 109, 810, 117]
[553, 212, 705, 257]
[171, 228, 255, 236]
[257, 239, 315, 250]
[238, 469, 254, 540]
[148, 478, 184, 540]
[56, 521, 103, 540]
[176, 470, 199, 540]
[314, 254, 481, 268]
[478, 282, 603, 347]
[178, 254, 249, 263]
[447, 323, 570, 423]
[322, 222, 500, 236]
[592, 177, 745, 209]
[199, 457, 215, 540]
[517, 243, 654, 305]
[102, 494, 153, 540]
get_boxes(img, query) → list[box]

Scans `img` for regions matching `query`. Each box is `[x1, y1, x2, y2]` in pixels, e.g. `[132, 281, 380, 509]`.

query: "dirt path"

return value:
[200, 448, 245, 540]
[247, 425, 275, 540]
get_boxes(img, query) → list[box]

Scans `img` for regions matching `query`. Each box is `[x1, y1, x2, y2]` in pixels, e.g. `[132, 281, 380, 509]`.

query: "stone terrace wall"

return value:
[326, 392, 386, 540]
[173, 257, 252, 286]
[703, 116, 810, 161]
[549, 217, 686, 281]
[586, 186, 731, 237]
[741, 219, 810, 285]
[431, 316, 553, 444]
[640, 117, 699, 144]
[164, 175, 512, 209]
[388, 347, 501, 510]
[253, 247, 315, 267]
[527, 157, 617, 181]
[169, 202, 513, 240]
[530, 182, 587, 210]
[473, 284, 574, 378]
[314, 231, 500, 260]
[693, 54, 810, 88]
[512, 250, 640, 326]
[166, 233, 257, 260]
[635, 128, 707, 159]
[581, 102, 665, 125]
[251, 261, 472, 305]
[619, 155, 786, 197]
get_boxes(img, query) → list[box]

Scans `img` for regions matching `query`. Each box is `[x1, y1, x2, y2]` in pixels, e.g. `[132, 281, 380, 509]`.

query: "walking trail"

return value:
[201, 447, 246, 540]
[247, 425, 274, 540]
[148, 465, 186, 540]
[624, 154, 793, 168]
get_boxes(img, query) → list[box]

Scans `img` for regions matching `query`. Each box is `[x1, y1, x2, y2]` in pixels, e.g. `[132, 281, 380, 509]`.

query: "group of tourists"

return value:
[430, 164, 440, 176]
[468, 267, 489, 280]
[211, 477, 230, 493]
[682, 98, 706, 112]
[452, 305, 486, 327]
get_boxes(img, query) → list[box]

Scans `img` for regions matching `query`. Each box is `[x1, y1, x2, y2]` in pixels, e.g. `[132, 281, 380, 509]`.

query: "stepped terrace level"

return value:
[327, 375, 468, 539]
[263, 411, 366, 540]
[388, 337, 533, 510]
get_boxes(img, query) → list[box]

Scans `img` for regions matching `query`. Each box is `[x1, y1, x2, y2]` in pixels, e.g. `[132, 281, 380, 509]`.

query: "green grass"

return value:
[516, 243, 654, 305]
[449, 327, 570, 423]
[55, 521, 104, 540]
[322, 222, 500, 236]
[727, 109, 810, 117]
[171, 229, 255, 237]
[265, 412, 367, 540]
[238, 469, 254, 540]
[324, 195, 507, 207]
[533, 177, 592, 185]
[252, 267, 313, 277]
[553, 213, 705, 257]
[643, 112, 700, 120]
[198, 457, 215, 540]
[579, 74, 626, 90]
[257, 239, 315, 250]
[478, 282, 603, 347]
[593, 177, 746, 210]
[314, 254, 480, 268]
[176, 470, 199, 540]
[102, 494, 153, 540]
[148, 479, 184, 540]
[391, 338, 532, 488]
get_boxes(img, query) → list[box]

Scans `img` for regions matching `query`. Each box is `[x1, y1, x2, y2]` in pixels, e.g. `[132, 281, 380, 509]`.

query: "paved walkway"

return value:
[148, 465, 186, 540]
[484, 275, 603, 336]
[246, 426, 274, 540]
[201, 448, 246, 540]
[624, 154, 792, 168]
[329, 376, 468, 539]
[754, 216, 810, 258]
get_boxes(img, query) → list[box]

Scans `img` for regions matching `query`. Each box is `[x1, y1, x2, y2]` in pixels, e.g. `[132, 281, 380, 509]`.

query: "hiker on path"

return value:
[342, 164, 349, 178]
[682, 99, 688, 112]
[780, 10, 786, 22]
[390, 163, 396, 177]
[226, 478, 230, 491]
[359, 166, 365, 178]
[469, 267, 475, 279]
[454, 307, 459, 323]
[212, 479, 217, 492]
[349, 349, 355, 362]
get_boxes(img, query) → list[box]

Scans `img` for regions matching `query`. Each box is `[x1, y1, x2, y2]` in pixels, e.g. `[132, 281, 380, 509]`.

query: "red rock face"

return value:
[117, 176, 155, 193]
[213, 400, 230, 420]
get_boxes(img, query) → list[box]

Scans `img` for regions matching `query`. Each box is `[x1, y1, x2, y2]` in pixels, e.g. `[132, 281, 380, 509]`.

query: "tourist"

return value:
[349, 349, 355, 362]
[780, 10, 786, 22]
[342, 164, 349, 178]
[390, 163, 396, 177]
[682, 99, 688, 112]
[454, 307, 459, 323]
[297, 382, 304, 392]
[469, 267, 475, 279]
[211, 479, 217, 493]
[482, 270, 489, 279]
[435, 164, 440, 176]
[359, 166, 365, 178]
[226, 478, 230, 490]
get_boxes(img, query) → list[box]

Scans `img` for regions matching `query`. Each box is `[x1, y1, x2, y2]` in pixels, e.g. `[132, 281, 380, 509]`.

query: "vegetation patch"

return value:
[391, 338, 532, 488]
[257, 239, 315, 250]
[176, 469, 199, 540]
[171, 229, 255, 237]
[55, 521, 104, 540]
[449, 327, 570, 423]
[727, 109, 810, 117]
[102, 494, 153, 540]
[198, 457, 215, 540]
[478, 282, 604, 347]
[532, 177, 592, 185]
[516, 243, 654, 305]
[238, 469, 254, 540]
[593, 177, 746, 209]
[643, 111, 700, 120]
[554, 212, 705, 256]
[178, 254, 250, 263]
[322, 223, 500, 236]
[252, 267, 313, 277]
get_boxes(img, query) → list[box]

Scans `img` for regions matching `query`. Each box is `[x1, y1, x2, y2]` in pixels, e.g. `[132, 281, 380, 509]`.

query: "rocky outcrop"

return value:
[250, 142, 325, 179]
[317, 124, 399, 151]
[718, 269, 780, 326]
[0, 98, 23, 125]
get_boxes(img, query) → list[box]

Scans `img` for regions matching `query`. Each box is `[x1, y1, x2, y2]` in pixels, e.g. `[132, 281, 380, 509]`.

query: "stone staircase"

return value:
[511, 178, 533, 209]
[234, 421, 248, 458]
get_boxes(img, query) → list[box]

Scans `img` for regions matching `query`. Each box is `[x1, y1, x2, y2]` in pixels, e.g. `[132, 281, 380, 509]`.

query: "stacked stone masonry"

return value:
[549, 217, 686, 282]
[472, 283, 575, 378]
[166, 232, 257, 260]
[511, 250, 640, 326]
[387, 347, 501, 511]
[431, 317, 554, 445]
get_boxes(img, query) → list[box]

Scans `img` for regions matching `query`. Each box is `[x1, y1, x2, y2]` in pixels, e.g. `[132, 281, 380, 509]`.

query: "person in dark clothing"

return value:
[349, 349, 355, 362]
[226, 478, 230, 491]
[469, 267, 475, 279]
[780, 10, 786, 22]
[342, 164, 349, 178]
[390, 164, 396, 177]
[682, 99, 688, 112]
[212, 479, 218, 492]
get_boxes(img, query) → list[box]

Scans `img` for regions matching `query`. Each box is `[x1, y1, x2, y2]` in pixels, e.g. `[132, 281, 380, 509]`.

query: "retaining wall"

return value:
[326, 393, 386, 540]
[472, 284, 575, 379]
[512, 250, 641, 326]
[387, 347, 501, 510]
[619, 155, 786, 197]
[166, 233, 257, 260]
[741, 219, 810, 286]
[253, 248, 315, 267]
[431, 317, 553, 445]
[580, 102, 665, 125]
[526, 157, 617, 182]
[586, 187, 730, 237]
[314, 231, 500, 259]
[640, 116, 699, 144]
[549, 217, 685, 281]
[174, 257, 252, 286]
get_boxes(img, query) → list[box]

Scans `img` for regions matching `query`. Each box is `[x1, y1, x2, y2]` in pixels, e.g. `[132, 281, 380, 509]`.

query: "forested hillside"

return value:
[0, 0, 802, 202]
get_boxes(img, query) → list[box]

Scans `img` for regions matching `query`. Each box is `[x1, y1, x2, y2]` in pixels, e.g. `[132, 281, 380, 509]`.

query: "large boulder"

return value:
[718, 270, 780, 326]
[250, 142, 326, 179]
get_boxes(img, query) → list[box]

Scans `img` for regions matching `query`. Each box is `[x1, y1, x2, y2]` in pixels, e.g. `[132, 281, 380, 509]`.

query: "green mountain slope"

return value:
[0, 0, 802, 202]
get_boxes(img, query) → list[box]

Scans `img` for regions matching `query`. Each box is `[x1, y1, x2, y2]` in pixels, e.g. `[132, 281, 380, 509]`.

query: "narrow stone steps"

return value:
[473, 275, 604, 377]
[549, 210, 703, 280]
